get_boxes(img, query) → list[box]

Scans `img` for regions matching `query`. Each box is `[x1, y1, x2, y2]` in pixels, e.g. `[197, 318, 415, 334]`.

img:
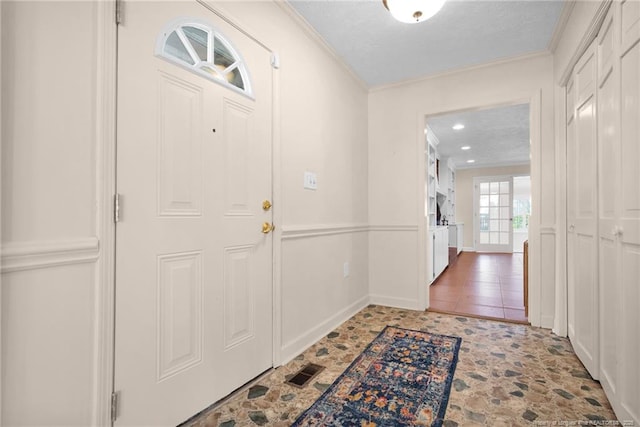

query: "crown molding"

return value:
[455, 160, 531, 171]
[558, 0, 611, 86]
[273, 0, 369, 92]
[370, 50, 551, 93]
[548, 0, 577, 53]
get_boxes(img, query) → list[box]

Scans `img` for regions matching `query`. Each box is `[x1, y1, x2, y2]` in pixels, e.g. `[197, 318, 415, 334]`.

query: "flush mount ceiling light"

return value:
[382, 0, 446, 24]
[461, 146, 471, 150]
[452, 123, 465, 130]
[467, 159, 475, 163]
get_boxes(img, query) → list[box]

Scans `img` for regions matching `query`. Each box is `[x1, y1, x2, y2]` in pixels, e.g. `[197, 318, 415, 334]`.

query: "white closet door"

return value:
[597, 4, 621, 405]
[569, 39, 599, 379]
[619, 10, 640, 422]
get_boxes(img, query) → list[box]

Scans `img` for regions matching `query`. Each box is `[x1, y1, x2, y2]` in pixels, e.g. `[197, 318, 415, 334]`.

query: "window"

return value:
[156, 19, 252, 97]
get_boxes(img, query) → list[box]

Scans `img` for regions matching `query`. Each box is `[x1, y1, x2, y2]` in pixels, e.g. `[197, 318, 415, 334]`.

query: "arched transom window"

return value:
[156, 18, 252, 97]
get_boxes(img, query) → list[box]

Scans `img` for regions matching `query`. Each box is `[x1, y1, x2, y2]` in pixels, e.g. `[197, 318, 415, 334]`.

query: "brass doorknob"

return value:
[262, 222, 275, 234]
[262, 200, 272, 211]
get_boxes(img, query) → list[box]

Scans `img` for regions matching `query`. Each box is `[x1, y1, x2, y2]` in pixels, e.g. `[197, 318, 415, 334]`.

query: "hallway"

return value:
[429, 252, 528, 323]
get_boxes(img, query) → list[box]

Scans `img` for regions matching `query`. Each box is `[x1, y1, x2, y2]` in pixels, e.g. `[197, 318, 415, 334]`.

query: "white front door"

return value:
[474, 176, 514, 253]
[114, 2, 273, 425]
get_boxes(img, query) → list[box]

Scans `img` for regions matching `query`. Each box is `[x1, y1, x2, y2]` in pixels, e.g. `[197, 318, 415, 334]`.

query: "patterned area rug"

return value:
[292, 326, 462, 427]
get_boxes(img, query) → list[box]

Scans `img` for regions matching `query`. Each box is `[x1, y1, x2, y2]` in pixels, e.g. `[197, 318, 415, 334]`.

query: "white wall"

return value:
[1, 0, 370, 423]
[456, 164, 531, 249]
[368, 53, 556, 327]
[1, 2, 104, 425]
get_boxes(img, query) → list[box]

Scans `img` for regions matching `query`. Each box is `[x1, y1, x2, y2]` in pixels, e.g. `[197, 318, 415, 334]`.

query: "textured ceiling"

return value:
[287, 0, 565, 87]
[287, 0, 550, 168]
[427, 103, 530, 169]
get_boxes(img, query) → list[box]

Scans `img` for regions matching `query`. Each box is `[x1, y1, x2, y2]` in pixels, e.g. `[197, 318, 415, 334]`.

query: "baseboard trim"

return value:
[369, 294, 421, 311]
[540, 314, 555, 329]
[462, 247, 476, 252]
[279, 295, 370, 364]
[1, 238, 100, 273]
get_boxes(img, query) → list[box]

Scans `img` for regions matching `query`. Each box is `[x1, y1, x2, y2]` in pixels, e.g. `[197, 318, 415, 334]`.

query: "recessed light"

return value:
[461, 146, 471, 150]
[467, 159, 475, 163]
[452, 123, 465, 130]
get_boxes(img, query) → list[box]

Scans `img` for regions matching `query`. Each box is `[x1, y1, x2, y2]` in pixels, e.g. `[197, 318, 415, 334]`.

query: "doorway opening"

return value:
[424, 102, 530, 323]
[512, 175, 531, 253]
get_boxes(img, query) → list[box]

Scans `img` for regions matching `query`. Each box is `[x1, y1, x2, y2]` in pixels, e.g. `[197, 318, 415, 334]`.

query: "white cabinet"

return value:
[430, 227, 449, 283]
[449, 223, 464, 254]
[426, 130, 438, 227]
[442, 158, 456, 221]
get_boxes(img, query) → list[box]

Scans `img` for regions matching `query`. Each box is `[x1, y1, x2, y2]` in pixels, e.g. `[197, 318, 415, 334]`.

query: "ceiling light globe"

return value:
[384, 0, 446, 24]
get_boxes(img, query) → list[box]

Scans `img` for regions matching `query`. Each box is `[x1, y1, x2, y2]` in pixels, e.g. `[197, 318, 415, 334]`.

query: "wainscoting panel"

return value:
[280, 228, 369, 363]
[2, 263, 97, 426]
[369, 227, 420, 311]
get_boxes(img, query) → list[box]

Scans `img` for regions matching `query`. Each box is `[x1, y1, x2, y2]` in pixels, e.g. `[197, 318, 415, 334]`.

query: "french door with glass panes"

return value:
[474, 176, 513, 252]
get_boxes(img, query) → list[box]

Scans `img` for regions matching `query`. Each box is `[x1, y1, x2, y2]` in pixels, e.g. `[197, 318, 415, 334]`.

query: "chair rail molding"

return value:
[1, 237, 100, 273]
[280, 224, 369, 240]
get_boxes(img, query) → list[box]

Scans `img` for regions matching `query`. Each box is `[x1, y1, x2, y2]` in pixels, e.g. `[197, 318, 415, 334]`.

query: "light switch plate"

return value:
[304, 171, 317, 190]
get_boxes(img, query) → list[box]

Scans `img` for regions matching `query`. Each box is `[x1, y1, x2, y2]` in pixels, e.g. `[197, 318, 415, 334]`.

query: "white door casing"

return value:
[114, 2, 273, 425]
[566, 76, 577, 343]
[474, 176, 514, 253]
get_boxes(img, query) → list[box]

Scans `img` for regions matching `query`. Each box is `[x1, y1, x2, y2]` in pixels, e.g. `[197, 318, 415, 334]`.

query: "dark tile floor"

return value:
[429, 252, 528, 323]
[186, 305, 616, 426]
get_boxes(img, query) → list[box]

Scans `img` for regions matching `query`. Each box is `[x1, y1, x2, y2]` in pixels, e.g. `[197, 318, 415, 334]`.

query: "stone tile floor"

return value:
[185, 305, 617, 426]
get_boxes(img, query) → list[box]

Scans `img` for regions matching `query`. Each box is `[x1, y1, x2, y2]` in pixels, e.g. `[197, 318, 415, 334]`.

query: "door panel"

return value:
[157, 251, 203, 380]
[621, 0, 640, 54]
[568, 40, 599, 379]
[597, 4, 620, 402]
[620, 38, 640, 423]
[475, 177, 513, 253]
[157, 73, 204, 216]
[620, 245, 640, 422]
[114, 2, 273, 425]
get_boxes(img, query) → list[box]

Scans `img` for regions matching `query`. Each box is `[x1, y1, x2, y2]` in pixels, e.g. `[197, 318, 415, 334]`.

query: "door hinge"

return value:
[114, 193, 121, 223]
[115, 0, 123, 25]
[111, 391, 120, 423]
[271, 52, 280, 69]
